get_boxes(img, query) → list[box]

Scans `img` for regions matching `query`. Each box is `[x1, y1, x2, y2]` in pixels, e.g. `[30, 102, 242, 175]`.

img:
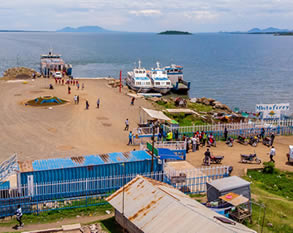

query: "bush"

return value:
[263, 161, 276, 174]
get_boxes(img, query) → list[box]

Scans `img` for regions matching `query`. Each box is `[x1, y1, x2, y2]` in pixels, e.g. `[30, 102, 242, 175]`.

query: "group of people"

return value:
[55, 78, 85, 90]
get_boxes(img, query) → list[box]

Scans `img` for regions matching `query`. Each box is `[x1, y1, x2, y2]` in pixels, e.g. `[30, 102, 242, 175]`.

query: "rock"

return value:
[149, 97, 161, 102]
[207, 98, 215, 105]
[198, 97, 210, 105]
[105, 210, 111, 215]
[81, 227, 91, 233]
[89, 224, 96, 231]
[160, 98, 168, 104]
[175, 97, 187, 107]
[267, 222, 273, 227]
[76, 215, 81, 218]
[190, 98, 197, 103]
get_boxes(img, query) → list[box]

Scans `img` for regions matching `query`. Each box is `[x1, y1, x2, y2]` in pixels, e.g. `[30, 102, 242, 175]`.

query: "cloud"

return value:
[184, 10, 219, 21]
[129, 9, 161, 16]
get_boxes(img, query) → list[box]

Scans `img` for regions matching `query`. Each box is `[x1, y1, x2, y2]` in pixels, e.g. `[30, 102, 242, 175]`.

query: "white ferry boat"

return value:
[148, 62, 172, 94]
[40, 50, 72, 77]
[164, 64, 190, 94]
[126, 61, 153, 93]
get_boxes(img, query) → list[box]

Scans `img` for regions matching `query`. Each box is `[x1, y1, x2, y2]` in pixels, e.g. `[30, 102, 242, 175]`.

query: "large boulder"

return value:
[197, 97, 210, 105]
[213, 101, 232, 112]
[190, 98, 197, 103]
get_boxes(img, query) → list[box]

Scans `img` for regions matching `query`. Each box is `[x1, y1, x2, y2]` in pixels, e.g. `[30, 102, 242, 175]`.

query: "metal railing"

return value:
[154, 141, 186, 150]
[161, 120, 293, 140]
[0, 166, 229, 217]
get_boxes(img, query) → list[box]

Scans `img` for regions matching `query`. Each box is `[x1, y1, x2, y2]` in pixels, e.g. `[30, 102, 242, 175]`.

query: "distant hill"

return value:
[248, 27, 290, 34]
[57, 26, 110, 33]
[159, 30, 192, 35]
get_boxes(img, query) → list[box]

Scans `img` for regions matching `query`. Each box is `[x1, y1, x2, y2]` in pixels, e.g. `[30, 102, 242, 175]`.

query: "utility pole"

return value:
[119, 70, 122, 93]
[151, 120, 156, 173]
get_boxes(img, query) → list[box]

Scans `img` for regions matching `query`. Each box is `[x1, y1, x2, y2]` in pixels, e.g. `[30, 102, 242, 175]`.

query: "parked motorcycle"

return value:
[203, 155, 224, 165]
[240, 153, 261, 164]
[237, 136, 248, 145]
[248, 136, 259, 147]
[226, 137, 234, 147]
[262, 137, 272, 147]
[207, 138, 216, 147]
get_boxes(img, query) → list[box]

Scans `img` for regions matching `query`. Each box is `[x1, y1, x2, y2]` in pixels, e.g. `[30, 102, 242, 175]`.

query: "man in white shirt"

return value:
[269, 146, 276, 163]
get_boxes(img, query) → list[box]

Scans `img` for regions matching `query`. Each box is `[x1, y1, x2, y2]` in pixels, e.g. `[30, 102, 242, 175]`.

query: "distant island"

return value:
[159, 30, 192, 35]
[57, 26, 111, 33]
[225, 27, 293, 35]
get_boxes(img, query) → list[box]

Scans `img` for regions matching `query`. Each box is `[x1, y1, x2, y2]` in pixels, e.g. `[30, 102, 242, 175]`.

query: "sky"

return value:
[0, 0, 293, 32]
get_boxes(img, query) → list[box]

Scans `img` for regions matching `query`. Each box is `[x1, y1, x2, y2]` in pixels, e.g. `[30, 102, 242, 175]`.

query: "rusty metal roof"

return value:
[106, 175, 256, 233]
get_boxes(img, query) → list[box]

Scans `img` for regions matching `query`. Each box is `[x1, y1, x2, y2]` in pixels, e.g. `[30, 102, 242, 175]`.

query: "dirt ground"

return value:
[0, 78, 152, 162]
[0, 78, 292, 176]
[186, 136, 293, 175]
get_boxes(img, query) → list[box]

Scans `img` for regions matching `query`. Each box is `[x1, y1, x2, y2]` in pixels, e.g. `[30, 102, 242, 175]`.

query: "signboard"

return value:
[170, 173, 187, 184]
[256, 103, 289, 119]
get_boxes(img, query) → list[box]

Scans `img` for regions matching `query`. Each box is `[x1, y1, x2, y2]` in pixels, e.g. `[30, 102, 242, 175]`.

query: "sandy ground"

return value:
[186, 136, 293, 175]
[0, 78, 152, 162]
[0, 78, 292, 176]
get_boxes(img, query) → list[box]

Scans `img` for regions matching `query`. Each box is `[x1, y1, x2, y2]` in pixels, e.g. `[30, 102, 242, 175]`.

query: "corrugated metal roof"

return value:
[19, 150, 152, 172]
[207, 176, 250, 192]
[106, 175, 256, 233]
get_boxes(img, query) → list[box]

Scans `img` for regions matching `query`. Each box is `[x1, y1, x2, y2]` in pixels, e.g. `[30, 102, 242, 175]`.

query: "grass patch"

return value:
[187, 102, 213, 113]
[244, 170, 293, 232]
[247, 170, 293, 200]
[100, 217, 123, 233]
[165, 112, 207, 126]
[156, 100, 176, 109]
[0, 204, 113, 227]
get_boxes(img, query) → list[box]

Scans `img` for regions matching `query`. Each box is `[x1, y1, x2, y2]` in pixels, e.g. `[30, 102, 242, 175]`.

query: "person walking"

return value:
[15, 205, 24, 228]
[196, 136, 200, 151]
[186, 136, 189, 154]
[77, 95, 79, 104]
[82, 83, 85, 90]
[192, 136, 196, 152]
[127, 131, 133, 145]
[97, 98, 100, 108]
[204, 148, 211, 166]
[203, 132, 207, 147]
[224, 127, 228, 141]
[270, 133, 275, 146]
[260, 127, 265, 139]
[74, 95, 77, 104]
[77, 83, 80, 90]
[85, 100, 89, 110]
[124, 119, 129, 131]
[131, 97, 135, 105]
[68, 86, 71, 94]
[269, 146, 276, 163]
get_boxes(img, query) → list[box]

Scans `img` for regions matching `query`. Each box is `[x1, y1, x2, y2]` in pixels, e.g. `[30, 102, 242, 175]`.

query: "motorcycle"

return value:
[207, 138, 216, 147]
[203, 155, 224, 165]
[237, 136, 248, 145]
[226, 137, 234, 147]
[262, 137, 272, 147]
[240, 153, 261, 164]
[249, 136, 259, 147]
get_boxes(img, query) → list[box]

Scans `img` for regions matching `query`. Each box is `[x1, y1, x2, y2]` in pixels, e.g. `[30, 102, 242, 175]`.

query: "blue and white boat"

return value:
[164, 64, 190, 94]
[148, 62, 172, 94]
[126, 60, 153, 93]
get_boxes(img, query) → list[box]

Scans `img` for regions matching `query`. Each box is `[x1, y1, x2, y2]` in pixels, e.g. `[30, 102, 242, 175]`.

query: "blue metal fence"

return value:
[0, 166, 229, 218]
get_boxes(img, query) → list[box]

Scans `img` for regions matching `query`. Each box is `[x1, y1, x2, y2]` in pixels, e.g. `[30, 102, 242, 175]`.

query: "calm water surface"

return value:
[0, 32, 292, 112]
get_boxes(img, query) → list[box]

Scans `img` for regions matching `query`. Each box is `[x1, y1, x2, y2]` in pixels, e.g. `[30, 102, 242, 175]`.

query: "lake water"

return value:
[0, 32, 292, 112]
